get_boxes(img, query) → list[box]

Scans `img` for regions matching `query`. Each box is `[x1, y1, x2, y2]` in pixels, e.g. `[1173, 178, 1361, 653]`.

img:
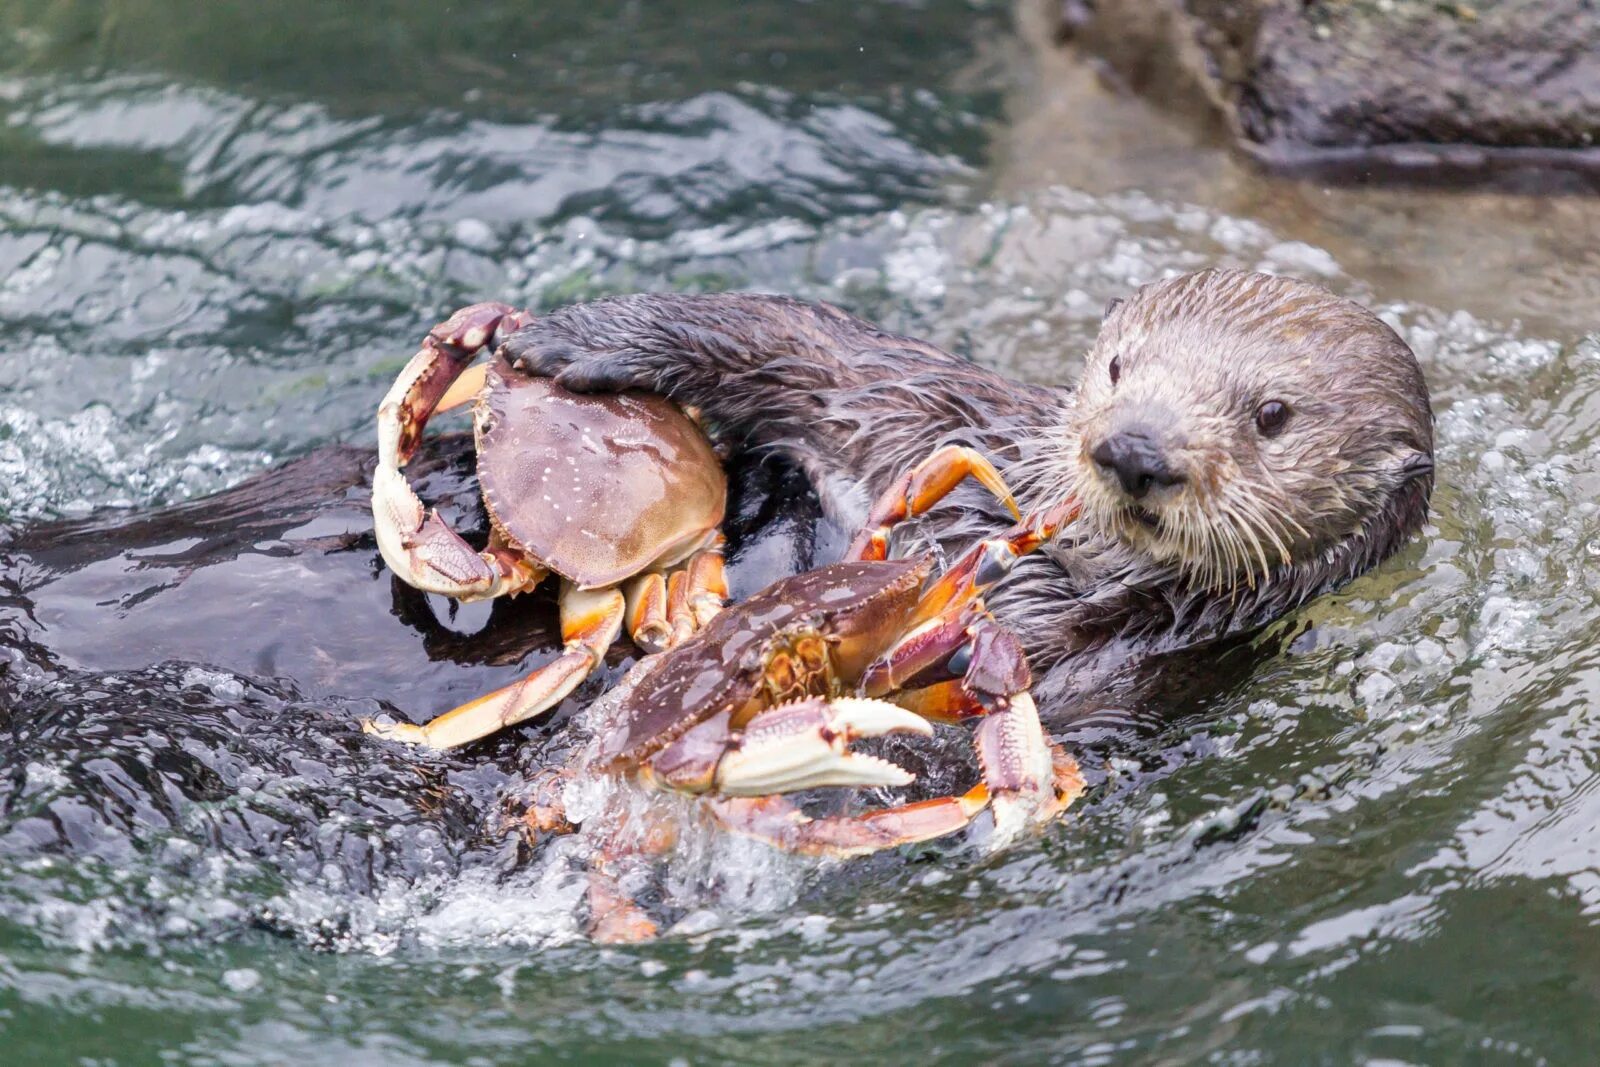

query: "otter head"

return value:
[1069, 269, 1434, 590]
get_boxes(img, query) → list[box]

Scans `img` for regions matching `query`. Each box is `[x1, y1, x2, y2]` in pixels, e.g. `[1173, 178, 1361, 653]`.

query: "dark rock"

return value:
[1055, 0, 1600, 184]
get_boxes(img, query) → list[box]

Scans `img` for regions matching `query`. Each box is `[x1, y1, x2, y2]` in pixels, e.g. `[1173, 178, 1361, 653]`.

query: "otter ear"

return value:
[1103, 297, 1125, 322]
[1396, 450, 1434, 484]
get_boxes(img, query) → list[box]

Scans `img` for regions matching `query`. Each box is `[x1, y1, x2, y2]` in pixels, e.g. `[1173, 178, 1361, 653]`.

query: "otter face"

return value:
[1067, 270, 1434, 589]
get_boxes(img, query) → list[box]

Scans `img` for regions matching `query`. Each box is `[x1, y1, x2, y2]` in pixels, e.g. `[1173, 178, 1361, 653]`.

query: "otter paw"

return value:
[503, 337, 646, 395]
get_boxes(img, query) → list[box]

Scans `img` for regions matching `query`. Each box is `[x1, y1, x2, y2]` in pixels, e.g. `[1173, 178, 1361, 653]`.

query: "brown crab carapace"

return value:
[366, 303, 729, 749]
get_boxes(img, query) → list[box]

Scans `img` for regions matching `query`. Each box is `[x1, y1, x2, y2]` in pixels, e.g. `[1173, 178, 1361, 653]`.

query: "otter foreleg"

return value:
[498, 293, 1051, 534]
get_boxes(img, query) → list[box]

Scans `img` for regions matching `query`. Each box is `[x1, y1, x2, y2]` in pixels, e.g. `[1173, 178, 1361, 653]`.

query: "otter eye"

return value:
[1109, 355, 1122, 386]
[1255, 400, 1290, 437]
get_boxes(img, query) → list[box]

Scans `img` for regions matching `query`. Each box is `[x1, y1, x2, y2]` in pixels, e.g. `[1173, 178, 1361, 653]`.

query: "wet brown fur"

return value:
[502, 270, 1434, 708]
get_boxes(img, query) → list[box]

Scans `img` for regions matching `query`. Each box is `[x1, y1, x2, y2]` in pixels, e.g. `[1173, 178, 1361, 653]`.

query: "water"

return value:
[2, 1, 1599, 1062]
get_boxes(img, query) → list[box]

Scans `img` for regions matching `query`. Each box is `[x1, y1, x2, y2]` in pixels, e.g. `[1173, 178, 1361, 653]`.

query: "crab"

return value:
[526, 445, 1087, 940]
[365, 303, 729, 749]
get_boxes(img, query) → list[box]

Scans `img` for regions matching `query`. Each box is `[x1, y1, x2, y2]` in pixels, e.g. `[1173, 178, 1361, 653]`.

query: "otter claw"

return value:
[714, 697, 932, 796]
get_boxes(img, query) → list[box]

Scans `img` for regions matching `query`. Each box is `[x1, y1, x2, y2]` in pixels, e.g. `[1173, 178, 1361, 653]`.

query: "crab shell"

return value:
[598, 556, 935, 767]
[474, 357, 726, 588]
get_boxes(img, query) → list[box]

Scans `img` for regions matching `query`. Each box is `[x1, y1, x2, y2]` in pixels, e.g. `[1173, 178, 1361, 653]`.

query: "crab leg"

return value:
[623, 539, 728, 654]
[678, 541, 728, 629]
[887, 679, 988, 723]
[845, 445, 1021, 562]
[856, 600, 986, 697]
[706, 791, 991, 859]
[372, 302, 537, 599]
[664, 543, 728, 647]
[623, 572, 672, 653]
[876, 620, 1024, 723]
[363, 582, 624, 749]
[905, 497, 1080, 629]
[588, 865, 660, 944]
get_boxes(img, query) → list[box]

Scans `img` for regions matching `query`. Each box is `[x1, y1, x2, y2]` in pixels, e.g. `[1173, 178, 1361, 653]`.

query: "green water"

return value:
[3, 1, 1600, 1063]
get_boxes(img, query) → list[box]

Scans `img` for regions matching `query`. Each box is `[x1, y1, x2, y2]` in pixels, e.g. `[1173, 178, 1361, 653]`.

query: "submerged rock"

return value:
[1055, 0, 1600, 184]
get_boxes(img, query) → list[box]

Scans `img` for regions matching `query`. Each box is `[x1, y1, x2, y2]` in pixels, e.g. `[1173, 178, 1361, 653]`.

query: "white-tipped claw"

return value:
[712, 696, 932, 796]
[828, 697, 935, 741]
[974, 694, 1079, 851]
[716, 749, 914, 795]
[986, 791, 1040, 851]
[371, 463, 500, 599]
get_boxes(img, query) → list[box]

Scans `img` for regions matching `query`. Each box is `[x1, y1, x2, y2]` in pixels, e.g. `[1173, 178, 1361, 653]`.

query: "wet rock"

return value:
[1055, 0, 1600, 184]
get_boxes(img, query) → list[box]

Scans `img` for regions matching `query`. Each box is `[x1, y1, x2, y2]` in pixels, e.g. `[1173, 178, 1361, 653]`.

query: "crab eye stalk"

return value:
[1255, 400, 1290, 437]
[1108, 355, 1122, 386]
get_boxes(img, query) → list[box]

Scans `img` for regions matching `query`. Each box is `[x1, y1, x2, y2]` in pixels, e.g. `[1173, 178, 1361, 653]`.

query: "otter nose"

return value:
[1091, 429, 1185, 499]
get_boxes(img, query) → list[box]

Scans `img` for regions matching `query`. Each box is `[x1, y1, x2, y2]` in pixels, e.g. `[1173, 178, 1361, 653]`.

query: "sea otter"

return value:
[495, 269, 1435, 707]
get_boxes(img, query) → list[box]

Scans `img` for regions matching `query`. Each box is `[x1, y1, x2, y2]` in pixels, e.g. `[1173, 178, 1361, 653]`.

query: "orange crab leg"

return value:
[845, 445, 1021, 562]
[588, 867, 660, 944]
[906, 497, 1081, 629]
[622, 538, 727, 654]
[586, 814, 681, 943]
[888, 679, 991, 724]
[624, 572, 672, 653]
[706, 789, 991, 858]
[679, 539, 728, 629]
[664, 570, 696, 650]
[363, 582, 624, 749]
[664, 548, 728, 647]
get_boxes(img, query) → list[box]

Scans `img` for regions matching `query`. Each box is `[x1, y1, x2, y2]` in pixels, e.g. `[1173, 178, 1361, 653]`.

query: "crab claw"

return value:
[372, 465, 501, 597]
[372, 302, 541, 601]
[376, 303, 524, 472]
[975, 694, 1082, 848]
[645, 697, 932, 797]
[718, 697, 933, 795]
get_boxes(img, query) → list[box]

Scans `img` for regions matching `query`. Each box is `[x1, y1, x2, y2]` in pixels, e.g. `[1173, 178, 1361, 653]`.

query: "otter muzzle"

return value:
[1089, 426, 1186, 499]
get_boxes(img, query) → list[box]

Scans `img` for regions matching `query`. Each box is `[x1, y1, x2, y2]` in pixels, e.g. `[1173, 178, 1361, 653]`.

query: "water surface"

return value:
[3, 1, 1599, 1063]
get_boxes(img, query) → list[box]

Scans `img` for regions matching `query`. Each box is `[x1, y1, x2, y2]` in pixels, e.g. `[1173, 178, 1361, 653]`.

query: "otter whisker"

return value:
[1218, 513, 1251, 591]
[1238, 492, 1295, 570]
[1242, 499, 1289, 585]
[1214, 517, 1242, 592]
[1221, 497, 1272, 587]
